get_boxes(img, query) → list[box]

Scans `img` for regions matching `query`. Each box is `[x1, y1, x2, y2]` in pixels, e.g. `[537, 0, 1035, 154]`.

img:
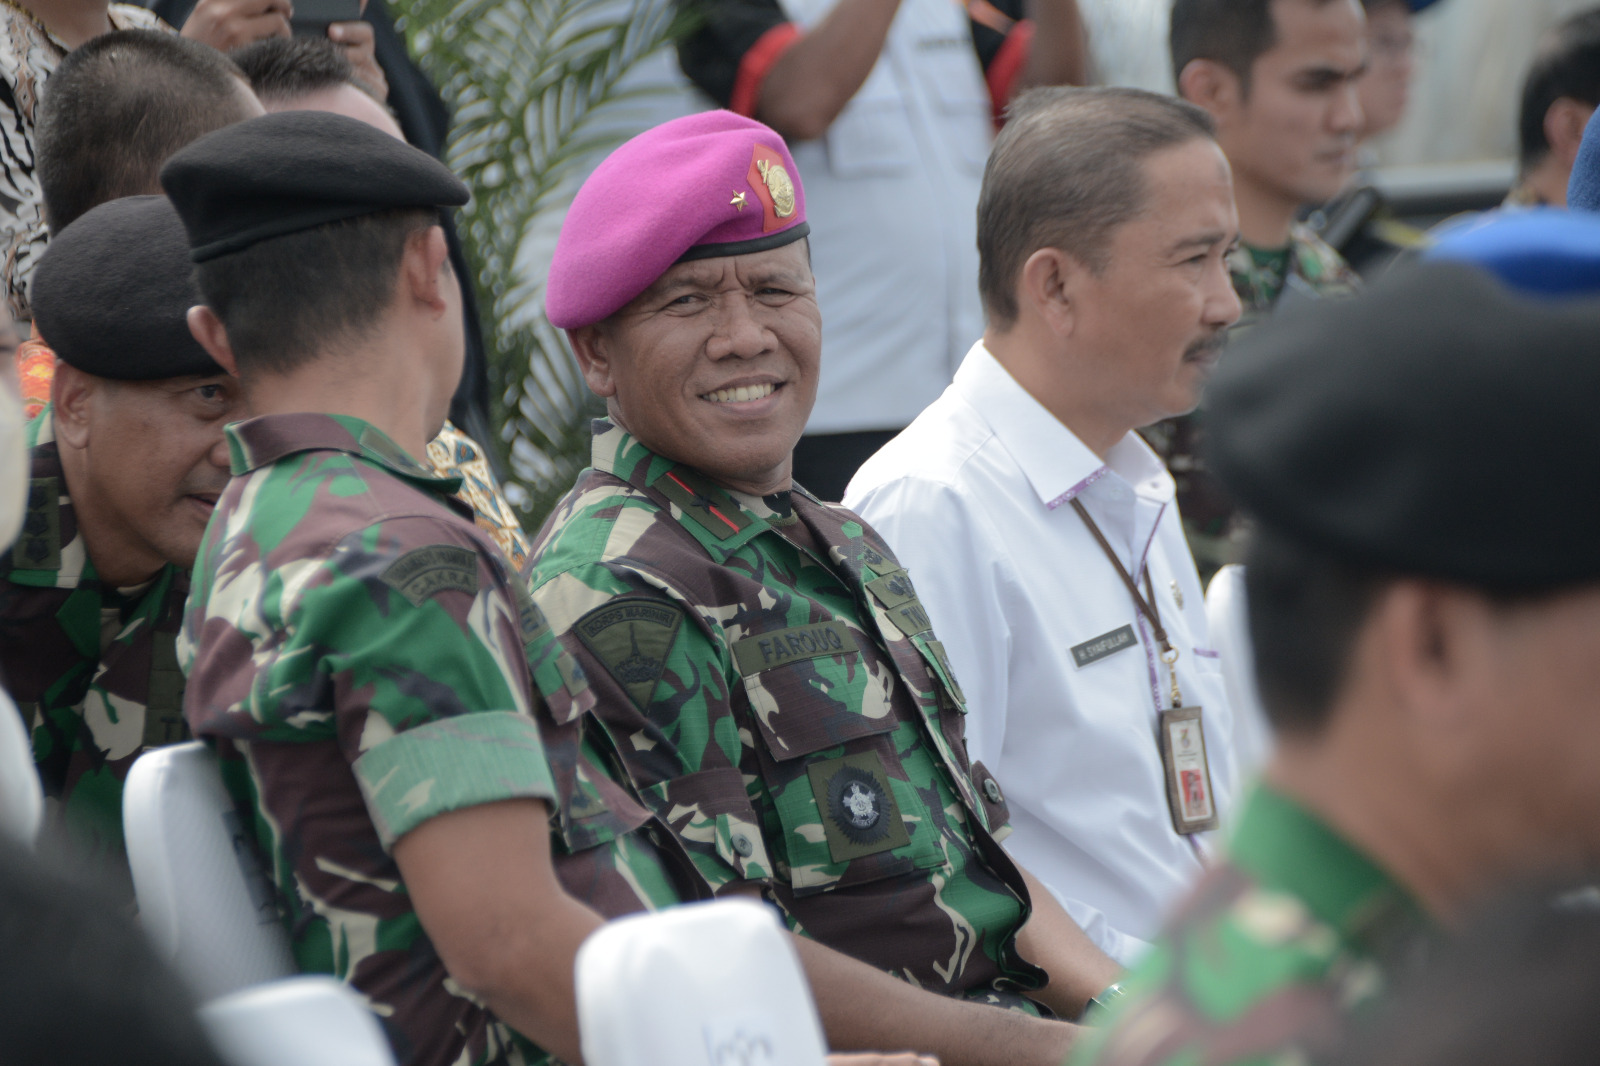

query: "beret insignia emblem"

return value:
[756, 159, 796, 218]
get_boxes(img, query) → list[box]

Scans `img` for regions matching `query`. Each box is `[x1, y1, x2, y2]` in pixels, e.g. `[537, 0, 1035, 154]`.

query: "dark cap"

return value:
[31, 195, 222, 380]
[1206, 263, 1600, 588]
[159, 110, 469, 263]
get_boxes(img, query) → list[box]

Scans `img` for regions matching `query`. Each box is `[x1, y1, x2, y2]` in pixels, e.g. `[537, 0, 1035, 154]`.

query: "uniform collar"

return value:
[589, 418, 795, 558]
[953, 340, 1171, 511]
[225, 413, 462, 496]
[1229, 784, 1430, 957]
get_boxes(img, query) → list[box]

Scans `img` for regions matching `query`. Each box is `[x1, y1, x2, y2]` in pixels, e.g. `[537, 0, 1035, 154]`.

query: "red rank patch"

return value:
[746, 143, 798, 234]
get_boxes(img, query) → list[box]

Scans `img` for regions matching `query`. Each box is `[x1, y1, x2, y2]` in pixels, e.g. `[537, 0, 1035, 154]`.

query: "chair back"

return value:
[1205, 564, 1274, 780]
[0, 688, 42, 846]
[200, 975, 397, 1066]
[576, 898, 828, 1066]
[123, 741, 296, 1000]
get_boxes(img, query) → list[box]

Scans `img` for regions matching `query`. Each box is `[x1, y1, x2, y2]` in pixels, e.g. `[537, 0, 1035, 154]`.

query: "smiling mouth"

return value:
[702, 382, 777, 404]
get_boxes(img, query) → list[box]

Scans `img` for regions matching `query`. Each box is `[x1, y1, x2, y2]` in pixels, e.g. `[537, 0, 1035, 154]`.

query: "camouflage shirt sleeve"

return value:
[532, 557, 777, 897]
[183, 510, 555, 849]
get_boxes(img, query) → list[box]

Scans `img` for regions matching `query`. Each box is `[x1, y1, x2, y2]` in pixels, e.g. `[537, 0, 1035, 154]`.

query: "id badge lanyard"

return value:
[1071, 499, 1220, 836]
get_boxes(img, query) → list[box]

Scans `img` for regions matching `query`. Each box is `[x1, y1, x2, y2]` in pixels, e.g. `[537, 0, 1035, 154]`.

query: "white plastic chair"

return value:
[1205, 565, 1274, 783]
[200, 975, 397, 1066]
[123, 740, 296, 1000]
[0, 687, 43, 846]
[576, 898, 829, 1066]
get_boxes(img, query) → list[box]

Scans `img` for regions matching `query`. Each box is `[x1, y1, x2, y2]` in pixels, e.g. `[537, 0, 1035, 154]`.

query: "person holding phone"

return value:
[0, 0, 383, 334]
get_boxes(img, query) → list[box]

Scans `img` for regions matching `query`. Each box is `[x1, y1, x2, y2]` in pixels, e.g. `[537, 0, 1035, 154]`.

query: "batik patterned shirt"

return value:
[527, 420, 1043, 1008]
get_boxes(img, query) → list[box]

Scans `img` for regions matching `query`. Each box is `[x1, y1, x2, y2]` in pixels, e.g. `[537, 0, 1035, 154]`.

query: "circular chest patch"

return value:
[826, 765, 893, 846]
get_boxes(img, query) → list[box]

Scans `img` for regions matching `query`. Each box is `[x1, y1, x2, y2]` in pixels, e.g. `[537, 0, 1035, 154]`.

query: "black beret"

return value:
[1206, 262, 1600, 588]
[159, 110, 470, 263]
[31, 195, 222, 381]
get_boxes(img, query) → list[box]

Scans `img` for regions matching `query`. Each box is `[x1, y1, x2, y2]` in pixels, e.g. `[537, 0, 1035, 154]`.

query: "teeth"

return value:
[704, 383, 776, 404]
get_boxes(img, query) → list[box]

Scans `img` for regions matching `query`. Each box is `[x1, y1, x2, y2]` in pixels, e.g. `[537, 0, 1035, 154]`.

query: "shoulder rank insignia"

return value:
[13, 478, 60, 571]
[574, 598, 684, 709]
[651, 467, 752, 541]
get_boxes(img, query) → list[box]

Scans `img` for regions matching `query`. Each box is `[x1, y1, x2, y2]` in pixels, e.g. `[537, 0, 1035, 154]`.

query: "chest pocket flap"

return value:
[732, 620, 896, 761]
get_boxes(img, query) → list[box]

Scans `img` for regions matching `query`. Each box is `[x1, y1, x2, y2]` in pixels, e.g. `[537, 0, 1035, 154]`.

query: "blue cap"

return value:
[1568, 106, 1600, 211]
[1423, 208, 1600, 296]
[1408, 0, 1444, 11]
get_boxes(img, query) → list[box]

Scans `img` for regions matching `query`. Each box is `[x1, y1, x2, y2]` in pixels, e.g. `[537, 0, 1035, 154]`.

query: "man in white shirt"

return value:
[845, 86, 1242, 965]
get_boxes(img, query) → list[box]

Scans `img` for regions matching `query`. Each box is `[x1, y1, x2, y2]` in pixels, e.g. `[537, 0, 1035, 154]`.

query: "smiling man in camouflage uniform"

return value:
[163, 112, 701, 1066]
[530, 110, 1120, 1066]
[0, 194, 242, 878]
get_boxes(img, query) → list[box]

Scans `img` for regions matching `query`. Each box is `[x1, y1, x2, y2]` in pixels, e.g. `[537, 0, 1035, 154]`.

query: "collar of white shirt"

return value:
[954, 339, 1175, 515]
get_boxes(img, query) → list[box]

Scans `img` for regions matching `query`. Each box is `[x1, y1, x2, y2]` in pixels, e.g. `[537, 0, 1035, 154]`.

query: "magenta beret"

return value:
[546, 110, 809, 329]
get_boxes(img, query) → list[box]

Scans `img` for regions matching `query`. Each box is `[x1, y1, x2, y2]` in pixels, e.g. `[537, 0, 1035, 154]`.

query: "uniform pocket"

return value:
[636, 767, 773, 891]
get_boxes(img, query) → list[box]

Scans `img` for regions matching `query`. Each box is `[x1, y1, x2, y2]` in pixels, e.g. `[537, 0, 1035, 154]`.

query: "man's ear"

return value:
[50, 360, 97, 449]
[567, 325, 618, 399]
[1017, 247, 1083, 339]
[187, 305, 240, 378]
[402, 225, 453, 317]
[1178, 58, 1240, 121]
[1545, 97, 1595, 168]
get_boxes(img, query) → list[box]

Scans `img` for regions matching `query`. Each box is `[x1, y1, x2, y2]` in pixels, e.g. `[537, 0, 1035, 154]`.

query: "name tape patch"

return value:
[732, 620, 858, 676]
[1070, 624, 1138, 668]
[380, 544, 479, 606]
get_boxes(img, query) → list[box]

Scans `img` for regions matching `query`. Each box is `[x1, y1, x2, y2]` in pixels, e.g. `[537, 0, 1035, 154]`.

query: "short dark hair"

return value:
[230, 34, 378, 104]
[1244, 525, 1566, 734]
[195, 208, 438, 376]
[976, 86, 1215, 329]
[1518, 8, 1600, 172]
[1170, 0, 1345, 92]
[1243, 526, 1389, 734]
[37, 30, 255, 234]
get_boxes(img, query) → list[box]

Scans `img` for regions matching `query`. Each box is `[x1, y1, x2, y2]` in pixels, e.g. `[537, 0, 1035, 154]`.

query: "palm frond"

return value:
[394, 0, 692, 523]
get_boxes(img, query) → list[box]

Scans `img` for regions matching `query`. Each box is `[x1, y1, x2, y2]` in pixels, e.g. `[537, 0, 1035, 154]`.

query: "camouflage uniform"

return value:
[1142, 224, 1361, 579]
[527, 420, 1044, 1007]
[0, 406, 189, 871]
[181, 413, 697, 1066]
[1069, 786, 1431, 1066]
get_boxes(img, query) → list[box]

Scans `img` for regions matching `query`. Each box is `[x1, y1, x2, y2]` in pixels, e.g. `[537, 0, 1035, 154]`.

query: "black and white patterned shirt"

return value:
[0, 1, 166, 322]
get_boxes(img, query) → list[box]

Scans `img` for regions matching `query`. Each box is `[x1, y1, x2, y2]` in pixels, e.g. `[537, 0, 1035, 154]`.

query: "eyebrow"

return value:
[1295, 60, 1368, 87]
[1167, 231, 1236, 256]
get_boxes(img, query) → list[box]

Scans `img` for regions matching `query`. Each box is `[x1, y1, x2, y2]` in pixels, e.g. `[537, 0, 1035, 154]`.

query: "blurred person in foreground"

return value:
[673, 0, 1087, 501]
[1325, 891, 1600, 1066]
[1071, 211, 1600, 1066]
[529, 108, 1122, 1065]
[846, 87, 1243, 967]
[1161, 0, 1365, 577]
[1505, 6, 1600, 207]
[230, 33, 529, 569]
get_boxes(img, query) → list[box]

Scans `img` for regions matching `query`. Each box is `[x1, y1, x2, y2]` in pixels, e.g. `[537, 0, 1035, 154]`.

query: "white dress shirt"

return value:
[844, 341, 1239, 965]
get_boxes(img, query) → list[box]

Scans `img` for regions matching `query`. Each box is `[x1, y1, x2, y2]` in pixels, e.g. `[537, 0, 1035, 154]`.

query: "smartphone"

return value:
[291, 0, 361, 35]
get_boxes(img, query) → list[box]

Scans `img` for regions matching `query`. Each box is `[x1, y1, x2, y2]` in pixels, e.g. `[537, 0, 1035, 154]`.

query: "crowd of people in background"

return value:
[3, 1, 1600, 1065]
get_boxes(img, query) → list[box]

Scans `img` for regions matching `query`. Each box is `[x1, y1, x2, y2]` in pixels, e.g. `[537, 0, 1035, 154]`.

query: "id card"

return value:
[1159, 706, 1218, 835]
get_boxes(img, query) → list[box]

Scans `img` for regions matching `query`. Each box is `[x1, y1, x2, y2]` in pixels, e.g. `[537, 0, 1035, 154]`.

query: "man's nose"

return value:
[208, 434, 231, 471]
[1330, 81, 1363, 134]
[707, 296, 773, 360]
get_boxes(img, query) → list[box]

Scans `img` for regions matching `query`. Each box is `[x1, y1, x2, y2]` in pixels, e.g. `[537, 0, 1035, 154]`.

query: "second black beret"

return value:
[1206, 262, 1600, 588]
[159, 110, 470, 262]
[31, 195, 221, 381]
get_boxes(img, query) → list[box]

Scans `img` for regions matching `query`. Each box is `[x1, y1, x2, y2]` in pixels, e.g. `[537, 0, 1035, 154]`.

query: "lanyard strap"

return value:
[1070, 498, 1183, 708]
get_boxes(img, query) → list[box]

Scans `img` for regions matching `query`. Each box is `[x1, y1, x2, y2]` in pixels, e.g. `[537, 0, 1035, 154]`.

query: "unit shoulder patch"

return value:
[380, 544, 479, 606]
[575, 598, 685, 709]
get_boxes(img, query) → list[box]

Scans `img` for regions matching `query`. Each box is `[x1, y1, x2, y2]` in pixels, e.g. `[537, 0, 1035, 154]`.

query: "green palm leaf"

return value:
[394, 0, 695, 524]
